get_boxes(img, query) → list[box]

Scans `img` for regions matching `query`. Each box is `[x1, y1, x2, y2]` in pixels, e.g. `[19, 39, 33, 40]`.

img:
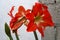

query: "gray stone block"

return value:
[40, 0, 55, 4]
[42, 27, 55, 40]
[56, 0, 60, 3]
[39, 0, 60, 40]
[56, 27, 60, 40]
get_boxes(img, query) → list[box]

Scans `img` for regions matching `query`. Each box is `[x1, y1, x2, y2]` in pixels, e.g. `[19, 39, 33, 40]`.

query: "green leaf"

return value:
[5, 23, 13, 40]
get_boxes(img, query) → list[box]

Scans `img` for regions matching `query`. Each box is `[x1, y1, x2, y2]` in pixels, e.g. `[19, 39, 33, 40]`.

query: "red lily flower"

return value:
[8, 6, 26, 31]
[25, 3, 54, 37]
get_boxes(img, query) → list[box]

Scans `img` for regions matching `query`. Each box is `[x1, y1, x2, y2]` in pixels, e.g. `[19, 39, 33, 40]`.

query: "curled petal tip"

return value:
[8, 6, 15, 18]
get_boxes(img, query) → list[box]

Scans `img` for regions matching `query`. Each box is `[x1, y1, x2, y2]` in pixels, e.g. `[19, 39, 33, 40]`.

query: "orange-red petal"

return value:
[18, 6, 25, 13]
[43, 9, 52, 19]
[12, 17, 26, 30]
[15, 6, 25, 18]
[8, 6, 15, 18]
[37, 27, 44, 37]
[27, 21, 37, 32]
[26, 13, 35, 21]
[43, 17, 54, 26]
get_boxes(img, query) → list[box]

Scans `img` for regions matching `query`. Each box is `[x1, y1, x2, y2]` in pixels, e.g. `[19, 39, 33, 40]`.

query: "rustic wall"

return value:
[39, 0, 60, 40]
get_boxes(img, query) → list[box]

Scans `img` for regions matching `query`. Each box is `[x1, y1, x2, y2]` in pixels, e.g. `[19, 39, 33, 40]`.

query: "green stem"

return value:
[33, 31, 38, 40]
[15, 31, 19, 40]
[9, 36, 13, 40]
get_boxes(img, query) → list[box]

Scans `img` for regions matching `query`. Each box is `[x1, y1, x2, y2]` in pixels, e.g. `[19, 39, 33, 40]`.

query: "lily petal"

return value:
[8, 6, 15, 18]
[27, 21, 37, 32]
[12, 17, 26, 31]
[26, 13, 34, 21]
[37, 27, 44, 37]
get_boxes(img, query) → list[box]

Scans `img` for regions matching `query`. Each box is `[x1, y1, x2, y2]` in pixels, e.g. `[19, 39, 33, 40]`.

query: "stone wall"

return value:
[39, 0, 60, 40]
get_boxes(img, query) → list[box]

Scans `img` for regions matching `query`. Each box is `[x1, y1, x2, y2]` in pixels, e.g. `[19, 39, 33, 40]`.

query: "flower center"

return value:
[34, 12, 44, 25]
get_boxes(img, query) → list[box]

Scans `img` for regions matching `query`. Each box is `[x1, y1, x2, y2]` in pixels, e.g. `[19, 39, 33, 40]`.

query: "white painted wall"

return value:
[0, 0, 42, 40]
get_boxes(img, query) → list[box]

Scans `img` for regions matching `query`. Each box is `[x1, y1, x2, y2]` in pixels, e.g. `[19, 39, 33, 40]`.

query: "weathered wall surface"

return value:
[39, 0, 60, 40]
